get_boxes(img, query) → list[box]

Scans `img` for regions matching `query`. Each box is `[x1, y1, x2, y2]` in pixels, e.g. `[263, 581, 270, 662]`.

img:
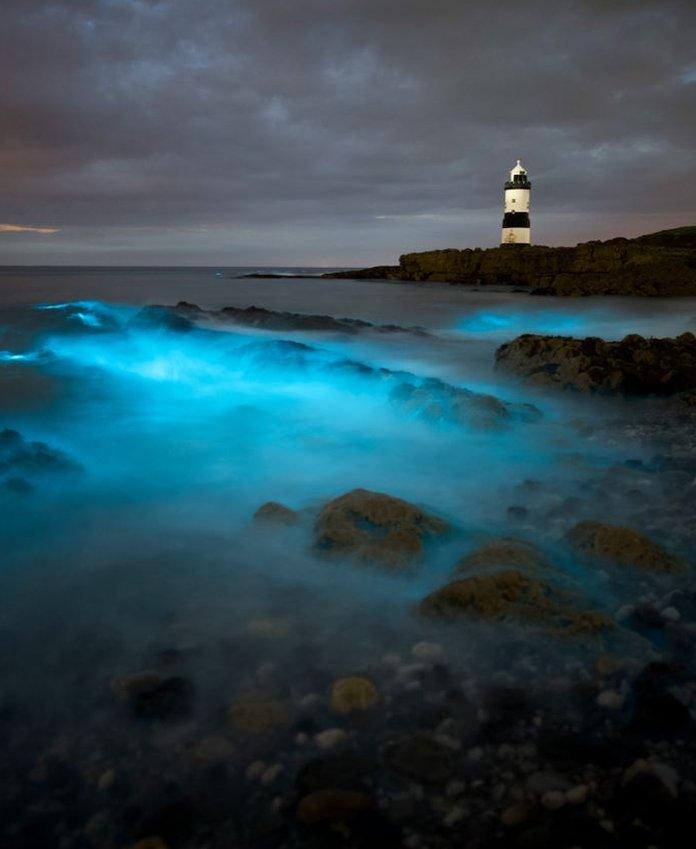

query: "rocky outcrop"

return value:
[454, 538, 551, 577]
[323, 228, 696, 296]
[419, 570, 610, 637]
[252, 501, 300, 525]
[566, 522, 686, 573]
[495, 332, 696, 395]
[314, 488, 447, 569]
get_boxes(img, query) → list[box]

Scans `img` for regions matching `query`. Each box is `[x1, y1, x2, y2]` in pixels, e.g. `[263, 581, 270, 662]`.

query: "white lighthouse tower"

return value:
[501, 160, 531, 245]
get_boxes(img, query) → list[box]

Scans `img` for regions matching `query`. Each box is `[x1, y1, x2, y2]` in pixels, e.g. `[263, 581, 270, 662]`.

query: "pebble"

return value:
[260, 763, 283, 785]
[541, 790, 567, 810]
[500, 803, 528, 827]
[661, 606, 681, 622]
[315, 728, 348, 750]
[246, 760, 266, 781]
[445, 780, 466, 797]
[411, 641, 444, 661]
[382, 652, 402, 667]
[565, 784, 589, 805]
[295, 732, 308, 746]
[442, 805, 466, 827]
[467, 746, 484, 762]
[97, 768, 116, 791]
[596, 689, 625, 709]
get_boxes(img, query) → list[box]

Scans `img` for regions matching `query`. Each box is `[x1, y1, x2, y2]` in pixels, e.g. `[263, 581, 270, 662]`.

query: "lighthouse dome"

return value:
[509, 159, 527, 179]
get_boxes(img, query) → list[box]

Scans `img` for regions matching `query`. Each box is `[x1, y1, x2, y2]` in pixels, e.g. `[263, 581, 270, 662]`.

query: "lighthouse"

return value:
[501, 160, 531, 245]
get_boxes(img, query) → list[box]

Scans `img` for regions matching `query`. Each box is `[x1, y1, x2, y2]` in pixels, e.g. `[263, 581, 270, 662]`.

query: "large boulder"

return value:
[495, 332, 696, 395]
[566, 521, 686, 573]
[314, 488, 447, 569]
[419, 570, 610, 637]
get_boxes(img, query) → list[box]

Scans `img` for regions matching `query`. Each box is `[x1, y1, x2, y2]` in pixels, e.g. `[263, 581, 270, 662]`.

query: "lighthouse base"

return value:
[501, 227, 531, 246]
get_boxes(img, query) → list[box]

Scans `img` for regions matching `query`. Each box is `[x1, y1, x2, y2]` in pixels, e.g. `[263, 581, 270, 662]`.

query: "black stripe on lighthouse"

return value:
[502, 212, 530, 228]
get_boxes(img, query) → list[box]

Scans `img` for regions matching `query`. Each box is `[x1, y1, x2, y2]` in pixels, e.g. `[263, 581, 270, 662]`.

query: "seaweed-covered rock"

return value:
[111, 671, 194, 721]
[566, 521, 685, 573]
[419, 570, 610, 637]
[495, 332, 696, 395]
[454, 538, 551, 577]
[252, 501, 299, 525]
[314, 488, 447, 569]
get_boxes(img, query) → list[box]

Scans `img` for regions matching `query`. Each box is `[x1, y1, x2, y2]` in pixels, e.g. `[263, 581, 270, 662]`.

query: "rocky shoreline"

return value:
[321, 227, 696, 296]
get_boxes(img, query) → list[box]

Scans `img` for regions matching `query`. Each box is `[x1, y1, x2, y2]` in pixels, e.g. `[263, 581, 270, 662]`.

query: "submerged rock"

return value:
[385, 734, 456, 784]
[420, 570, 610, 637]
[390, 377, 541, 430]
[314, 488, 448, 569]
[495, 332, 696, 395]
[0, 428, 81, 477]
[566, 521, 686, 573]
[252, 501, 300, 525]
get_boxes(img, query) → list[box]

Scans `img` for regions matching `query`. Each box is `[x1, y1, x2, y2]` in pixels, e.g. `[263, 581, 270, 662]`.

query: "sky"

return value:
[0, 0, 695, 266]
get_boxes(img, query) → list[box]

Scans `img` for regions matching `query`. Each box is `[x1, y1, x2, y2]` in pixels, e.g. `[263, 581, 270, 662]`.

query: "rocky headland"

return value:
[322, 226, 696, 296]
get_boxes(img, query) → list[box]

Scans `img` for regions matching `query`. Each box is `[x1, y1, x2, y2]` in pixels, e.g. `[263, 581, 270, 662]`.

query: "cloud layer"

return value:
[1, 0, 695, 264]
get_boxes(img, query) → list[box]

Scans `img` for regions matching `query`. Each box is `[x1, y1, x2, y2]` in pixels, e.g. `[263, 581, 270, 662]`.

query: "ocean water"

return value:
[1, 266, 695, 846]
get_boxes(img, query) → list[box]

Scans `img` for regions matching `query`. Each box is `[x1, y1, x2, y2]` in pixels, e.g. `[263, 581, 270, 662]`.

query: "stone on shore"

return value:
[252, 501, 299, 525]
[314, 488, 447, 569]
[566, 521, 685, 573]
[495, 332, 696, 395]
[454, 538, 551, 577]
[330, 676, 379, 714]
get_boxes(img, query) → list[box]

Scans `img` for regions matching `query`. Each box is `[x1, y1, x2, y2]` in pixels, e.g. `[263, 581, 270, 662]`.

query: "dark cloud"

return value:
[0, 0, 694, 263]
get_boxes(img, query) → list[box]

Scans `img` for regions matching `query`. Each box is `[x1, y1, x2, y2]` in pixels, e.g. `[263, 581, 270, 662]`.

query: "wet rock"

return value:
[453, 538, 551, 577]
[315, 728, 348, 750]
[501, 803, 529, 827]
[252, 500, 300, 525]
[566, 521, 685, 572]
[128, 839, 169, 849]
[112, 671, 194, 721]
[314, 488, 447, 569]
[330, 676, 378, 714]
[419, 570, 610, 637]
[0, 428, 81, 478]
[385, 734, 456, 784]
[496, 331, 696, 394]
[3, 476, 35, 494]
[390, 376, 540, 430]
[296, 789, 374, 824]
[631, 662, 693, 736]
[228, 694, 291, 734]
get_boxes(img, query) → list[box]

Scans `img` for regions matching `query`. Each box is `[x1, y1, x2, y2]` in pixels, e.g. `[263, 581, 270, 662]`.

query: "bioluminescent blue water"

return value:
[1, 269, 694, 705]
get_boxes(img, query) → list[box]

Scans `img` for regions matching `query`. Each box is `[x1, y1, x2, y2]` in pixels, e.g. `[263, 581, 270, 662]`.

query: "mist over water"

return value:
[2, 268, 696, 847]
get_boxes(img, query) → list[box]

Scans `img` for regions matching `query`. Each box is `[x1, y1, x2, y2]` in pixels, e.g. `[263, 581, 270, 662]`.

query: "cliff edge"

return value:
[322, 227, 696, 296]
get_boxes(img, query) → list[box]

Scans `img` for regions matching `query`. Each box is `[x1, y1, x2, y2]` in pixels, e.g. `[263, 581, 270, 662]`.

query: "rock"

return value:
[336, 231, 696, 296]
[566, 521, 685, 572]
[228, 694, 291, 734]
[385, 734, 455, 784]
[411, 641, 444, 661]
[541, 790, 566, 810]
[496, 332, 696, 395]
[112, 671, 193, 721]
[252, 501, 299, 525]
[314, 488, 447, 569]
[315, 728, 348, 750]
[246, 760, 266, 780]
[246, 617, 292, 638]
[295, 753, 376, 795]
[419, 570, 610, 637]
[97, 768, 116, 791]
[330, 677, 378, 714]
[501, 803, 529, 827]
[260, 763, 283, 785]
[565, 784, 589, 805]
[0, 427, 82, 477]
[661, 605, 681, 622]
[189, 736, 235, 764]
[453, 538, 551, 577]
[296, 789, 374, 824]
[596, 689, 625, 709]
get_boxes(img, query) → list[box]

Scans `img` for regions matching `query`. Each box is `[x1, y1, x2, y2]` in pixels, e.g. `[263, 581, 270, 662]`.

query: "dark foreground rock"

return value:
[495, 332, 696, 394]
[324, 227, 696, 296]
